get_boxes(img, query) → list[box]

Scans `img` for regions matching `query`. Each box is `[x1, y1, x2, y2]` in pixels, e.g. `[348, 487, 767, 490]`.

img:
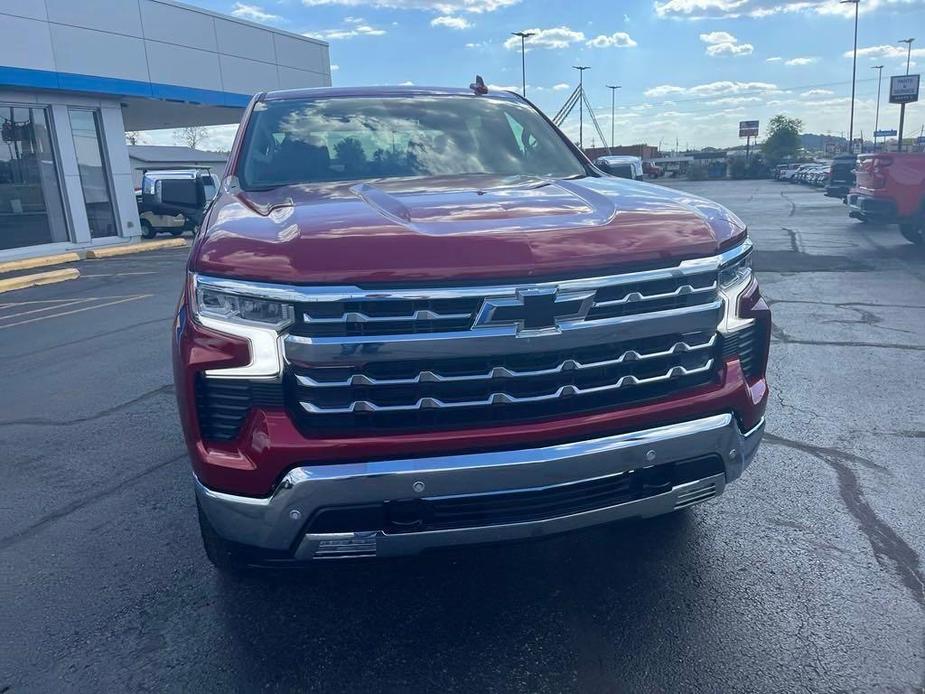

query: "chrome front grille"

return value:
[196, 240, 751, 436]
[289, 263, 719, 338]
[286, 328, 720, 432]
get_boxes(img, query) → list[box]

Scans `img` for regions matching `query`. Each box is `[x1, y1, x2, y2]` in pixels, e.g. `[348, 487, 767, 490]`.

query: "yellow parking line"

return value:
[0, 294, 153, 329]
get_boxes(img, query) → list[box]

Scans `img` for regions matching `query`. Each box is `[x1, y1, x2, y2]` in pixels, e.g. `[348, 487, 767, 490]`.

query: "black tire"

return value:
[168, 228, 184, 237]
[140, 219, 157, 239]
[899, 221, 924, 245]
[197, 500, 250, 576]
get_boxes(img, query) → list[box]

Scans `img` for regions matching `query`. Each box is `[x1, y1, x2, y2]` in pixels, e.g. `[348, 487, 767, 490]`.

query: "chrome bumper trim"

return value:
[194, 413, 765, 558]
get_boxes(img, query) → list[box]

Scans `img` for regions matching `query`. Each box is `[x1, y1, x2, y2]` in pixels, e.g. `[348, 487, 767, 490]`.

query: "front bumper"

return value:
[195, 412, 765, 560]
[846, 193, 898, 222]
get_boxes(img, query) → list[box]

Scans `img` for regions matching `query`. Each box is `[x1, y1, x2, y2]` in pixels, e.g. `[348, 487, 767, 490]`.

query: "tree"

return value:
[762, 115, 803, 166]
[125, 131, 142, 145]
[178, 126, 208, 149]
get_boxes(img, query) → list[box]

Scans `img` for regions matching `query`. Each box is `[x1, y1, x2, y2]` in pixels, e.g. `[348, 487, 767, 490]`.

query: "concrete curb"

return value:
[0, 268, 81, 294]
[86, 238, 189, 259]
[0, 252, 81, 274]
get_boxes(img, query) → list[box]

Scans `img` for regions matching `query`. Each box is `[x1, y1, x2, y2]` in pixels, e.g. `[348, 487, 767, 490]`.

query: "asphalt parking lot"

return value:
[1, 179, 923, 693]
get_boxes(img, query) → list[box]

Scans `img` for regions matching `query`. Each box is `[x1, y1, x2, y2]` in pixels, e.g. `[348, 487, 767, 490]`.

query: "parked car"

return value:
[825, 153, 856, 199]
[777, 164, 801, 181]
[847, 153, 925, 243]
[643, 160, 663, 178]
[167, 84, 769, 572]
[594, 155, 643, 180]
[137, 169, 217, 238]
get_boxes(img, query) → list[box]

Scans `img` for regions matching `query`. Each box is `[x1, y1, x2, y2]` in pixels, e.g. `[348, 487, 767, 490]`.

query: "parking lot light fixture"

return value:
[511, 31, 535, 97]
[899, 38, 914, 75]
[841, 0, 860, 154]
[606, 85, 621, 154]
[872, 65, 883, 149]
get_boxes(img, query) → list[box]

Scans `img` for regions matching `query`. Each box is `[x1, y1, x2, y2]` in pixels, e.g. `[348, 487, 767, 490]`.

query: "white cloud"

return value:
[708, 96, 764, 105]
[766, 56, 782, 62]
[785, 56, 818, 66]
[230, 2, 282, 23]
[503, 26, 585, 50]
[306, 20, 386, 40]
[552, 82, 570, 90]
[431, 15, 471, 29]
[399, 80, 415, 85]
[846, 44, 925, 60]
[644, 80, 778, 98]
[586, 32, 637, 48]
[654, 0, 921, 19]
[801, 88, 833, 96]
[330, 63, 340, 71]
[700, 30, 753, 56]
[302, 0, 520, 12]
[487, 83, 520, 92]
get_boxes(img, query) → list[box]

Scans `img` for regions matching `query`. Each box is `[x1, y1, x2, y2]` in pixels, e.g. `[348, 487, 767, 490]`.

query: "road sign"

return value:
[874, 129, 898, 137]
[739, 120, 759, 137]
[889, 74, 920, 104]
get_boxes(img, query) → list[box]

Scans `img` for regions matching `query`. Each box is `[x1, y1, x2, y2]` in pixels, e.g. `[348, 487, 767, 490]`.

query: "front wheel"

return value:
[140, 219, 157, 239]
[899, 221, 924, 245]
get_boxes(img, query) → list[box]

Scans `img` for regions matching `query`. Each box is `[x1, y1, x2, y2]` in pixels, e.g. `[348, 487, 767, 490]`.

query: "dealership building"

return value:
[0, 0, 331, 259]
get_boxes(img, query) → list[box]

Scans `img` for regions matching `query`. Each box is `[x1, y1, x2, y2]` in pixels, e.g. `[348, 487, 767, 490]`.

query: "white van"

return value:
[594, 155, 644, 181]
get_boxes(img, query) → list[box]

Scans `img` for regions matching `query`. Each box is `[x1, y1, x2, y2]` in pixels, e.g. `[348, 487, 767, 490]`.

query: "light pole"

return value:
[871, 64, 883, 150]
[573, 65, 590, 150]
[606, 84, 621, 154]
[841, 0, 860, 154]
[898, 38, 915, 151]
[510, 31, 534, 97]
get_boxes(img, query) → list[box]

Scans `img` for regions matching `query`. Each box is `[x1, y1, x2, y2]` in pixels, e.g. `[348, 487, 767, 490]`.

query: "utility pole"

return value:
[511, 31, 534, 97]
[572, 65, 590, 150]
[872, 64, 884, 150]
[841, 0, 860, 154]
[897, 38, 915, 152]
[606, 85, 621, 155]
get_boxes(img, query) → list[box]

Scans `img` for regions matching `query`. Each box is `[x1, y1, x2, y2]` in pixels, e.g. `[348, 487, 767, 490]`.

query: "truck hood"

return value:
[192, 174, 746, 284]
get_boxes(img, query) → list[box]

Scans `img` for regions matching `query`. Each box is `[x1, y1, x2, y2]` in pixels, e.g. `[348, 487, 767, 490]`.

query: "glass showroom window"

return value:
[0, 104, 69, 250]
[68, 109, 117, 238]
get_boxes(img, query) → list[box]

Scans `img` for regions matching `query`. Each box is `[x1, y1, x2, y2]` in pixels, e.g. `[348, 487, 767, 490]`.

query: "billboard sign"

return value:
[739, 120, 759, 137]
[874, 129, 898, 137]
[889, 74, 920, 104]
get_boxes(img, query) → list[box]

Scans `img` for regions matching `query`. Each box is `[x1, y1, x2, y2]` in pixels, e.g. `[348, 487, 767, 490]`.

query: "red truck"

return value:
[847, 153, 925, 244]
[167, 85, 769, 572]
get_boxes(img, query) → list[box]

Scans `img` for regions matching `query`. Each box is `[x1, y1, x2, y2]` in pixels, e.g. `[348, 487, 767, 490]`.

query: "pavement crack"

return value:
[781, 226, 801, 253]
[0, 452, 187, 552]
[0, 383, 175, 427]
[780, 190, 797, 217]
[764, 432, 924, 608]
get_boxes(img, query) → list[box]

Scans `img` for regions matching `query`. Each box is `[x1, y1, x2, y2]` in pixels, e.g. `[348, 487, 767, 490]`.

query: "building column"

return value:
[99, 103, 141, 240]
[49, 103, 92, 245]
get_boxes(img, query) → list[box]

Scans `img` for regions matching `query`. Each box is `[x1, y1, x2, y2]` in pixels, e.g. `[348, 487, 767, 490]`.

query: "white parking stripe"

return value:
[0, 294, 153, 329]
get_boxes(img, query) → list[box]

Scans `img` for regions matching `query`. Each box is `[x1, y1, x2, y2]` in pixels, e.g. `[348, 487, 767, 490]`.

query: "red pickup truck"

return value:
[847, 153, 925, 244]
[169, 85, 769, 572]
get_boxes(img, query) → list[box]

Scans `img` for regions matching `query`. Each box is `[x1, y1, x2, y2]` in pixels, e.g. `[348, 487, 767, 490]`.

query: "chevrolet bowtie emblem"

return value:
[473, 287, 595, 335]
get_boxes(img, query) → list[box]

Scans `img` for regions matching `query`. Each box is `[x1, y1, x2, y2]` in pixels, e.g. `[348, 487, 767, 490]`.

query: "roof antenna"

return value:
[469, 75, 488, 95]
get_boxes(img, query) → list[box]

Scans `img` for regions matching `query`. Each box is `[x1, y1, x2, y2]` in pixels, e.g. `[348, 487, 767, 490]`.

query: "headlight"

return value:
[195, 286, 294, 330]
[717, 241, 754, 333]
[191, 276, 293, 379]
[719, 249, 752, 289]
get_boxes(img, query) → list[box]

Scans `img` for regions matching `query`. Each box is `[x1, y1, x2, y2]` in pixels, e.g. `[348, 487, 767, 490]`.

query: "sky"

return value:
[143, 0, 925, 152]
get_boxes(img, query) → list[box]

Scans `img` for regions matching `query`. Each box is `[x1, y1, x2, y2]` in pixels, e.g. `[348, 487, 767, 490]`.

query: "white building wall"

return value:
[0, 0, 331, 257]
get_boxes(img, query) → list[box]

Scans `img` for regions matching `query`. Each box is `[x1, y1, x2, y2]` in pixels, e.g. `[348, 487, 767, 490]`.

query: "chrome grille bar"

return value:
[592, 282, 717, 309]
[299, 359, 714, 414]
[296, 335, 717, 388]
[303, 309, 472, 324]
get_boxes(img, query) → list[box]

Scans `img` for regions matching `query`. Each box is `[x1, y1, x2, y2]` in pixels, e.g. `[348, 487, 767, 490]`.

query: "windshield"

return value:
[237, 95, 586, 190]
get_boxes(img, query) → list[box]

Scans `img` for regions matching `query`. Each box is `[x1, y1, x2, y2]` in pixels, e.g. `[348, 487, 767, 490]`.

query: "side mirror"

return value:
[596, 160, 612, 174]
